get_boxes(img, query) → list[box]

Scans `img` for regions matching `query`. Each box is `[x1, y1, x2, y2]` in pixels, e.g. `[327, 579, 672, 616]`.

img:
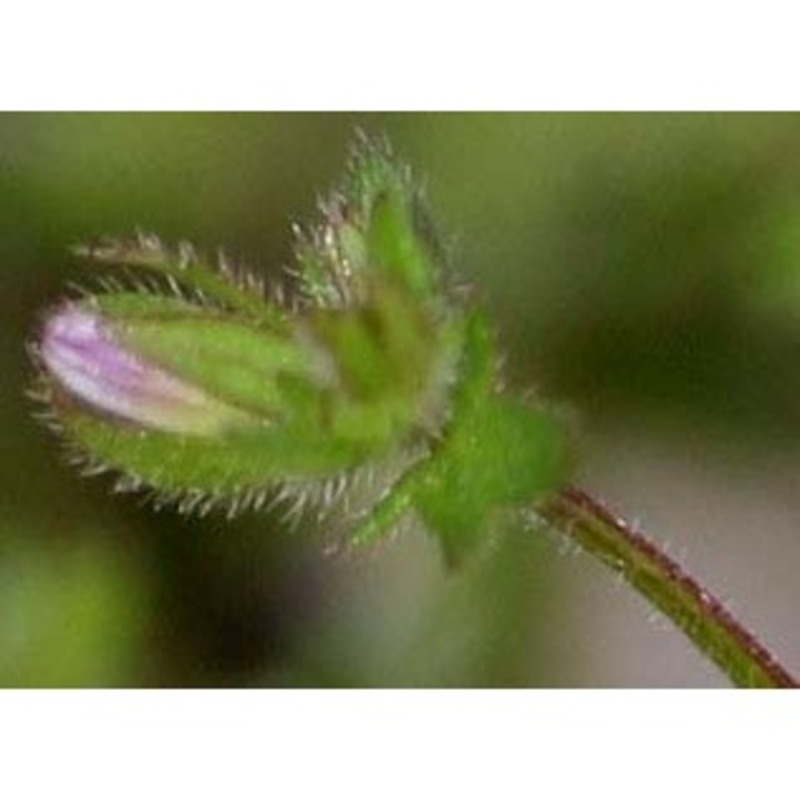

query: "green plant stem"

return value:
[540, 485, 798, 688]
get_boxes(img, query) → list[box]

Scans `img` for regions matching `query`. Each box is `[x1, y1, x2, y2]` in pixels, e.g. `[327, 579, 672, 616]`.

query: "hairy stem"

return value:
[540, 485, 798, 688]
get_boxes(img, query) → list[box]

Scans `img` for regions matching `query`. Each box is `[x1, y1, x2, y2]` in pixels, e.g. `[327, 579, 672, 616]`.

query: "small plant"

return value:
[30, 134, 797, 687]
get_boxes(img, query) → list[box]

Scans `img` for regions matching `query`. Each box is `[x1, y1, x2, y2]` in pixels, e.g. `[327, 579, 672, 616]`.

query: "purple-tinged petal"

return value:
[39, 305, 246, 435]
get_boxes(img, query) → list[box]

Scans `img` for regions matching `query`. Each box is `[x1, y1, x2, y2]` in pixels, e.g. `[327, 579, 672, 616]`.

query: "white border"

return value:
[3, 2, 800, 109]
[0, 691, 797, 797]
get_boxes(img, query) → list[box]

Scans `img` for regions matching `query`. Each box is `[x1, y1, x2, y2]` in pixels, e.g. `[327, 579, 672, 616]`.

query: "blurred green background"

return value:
[2, 113, 800, 687]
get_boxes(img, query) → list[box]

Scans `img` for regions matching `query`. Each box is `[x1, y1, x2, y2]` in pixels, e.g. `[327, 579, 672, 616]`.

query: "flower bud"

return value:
[31, 275, 460, 515]
[30, 135, 550, 541]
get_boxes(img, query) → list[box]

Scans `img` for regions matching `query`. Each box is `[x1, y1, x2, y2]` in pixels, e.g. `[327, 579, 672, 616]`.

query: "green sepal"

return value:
[96, 294, 312, 421]
[76, 237, 285, 327]
[297, 137, 442, 307]
[62, 407, 374, 497]
[412, 394, 567, 565]
[412, 313, 568, 563]
[346, 311, 570, 564]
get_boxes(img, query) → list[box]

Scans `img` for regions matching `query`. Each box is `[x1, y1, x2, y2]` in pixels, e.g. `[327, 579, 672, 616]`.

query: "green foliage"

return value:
[0, 529, 147, 687]
[33, 136, 569, 559]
